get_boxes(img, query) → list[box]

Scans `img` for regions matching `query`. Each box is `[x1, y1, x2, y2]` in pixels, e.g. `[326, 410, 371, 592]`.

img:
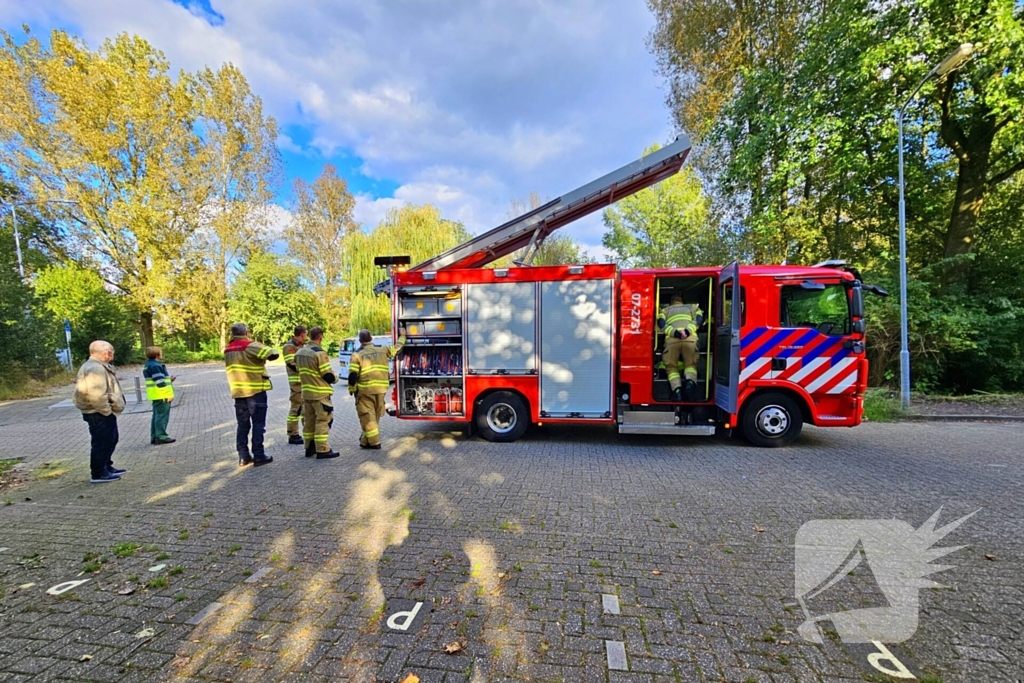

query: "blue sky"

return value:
[1, 0, 674, 257]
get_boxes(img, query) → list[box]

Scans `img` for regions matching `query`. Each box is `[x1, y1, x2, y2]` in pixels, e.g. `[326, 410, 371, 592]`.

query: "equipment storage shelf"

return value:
[399, 377, 465, 417]
[397, 286, 464, 416]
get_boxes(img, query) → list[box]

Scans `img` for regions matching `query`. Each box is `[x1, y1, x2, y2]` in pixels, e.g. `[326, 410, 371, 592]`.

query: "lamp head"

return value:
[934, 43, 974, 77]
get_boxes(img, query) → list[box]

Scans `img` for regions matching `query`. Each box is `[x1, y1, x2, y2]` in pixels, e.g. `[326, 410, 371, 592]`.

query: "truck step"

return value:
[617, 423, 716, 436]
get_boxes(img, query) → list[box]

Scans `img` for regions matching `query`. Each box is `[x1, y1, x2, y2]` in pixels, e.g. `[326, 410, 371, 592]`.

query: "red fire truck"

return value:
[375, 136, 885, 446]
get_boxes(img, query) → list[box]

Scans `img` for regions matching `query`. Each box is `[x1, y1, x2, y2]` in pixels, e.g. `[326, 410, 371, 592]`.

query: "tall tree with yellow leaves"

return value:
[285, 164, 359, 337]
[188, 63, 281, 347]
[0, 29, 205, 349]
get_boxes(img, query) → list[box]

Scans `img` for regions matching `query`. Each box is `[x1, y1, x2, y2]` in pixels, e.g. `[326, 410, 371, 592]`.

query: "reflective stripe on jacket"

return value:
[143, 359, 174, 401]
[296, 344, 335, 401]
[350, 336, 405, 395]
[661, 304, 704, 339]
[224, 336, 275, 399]
[283, 338, 303, 388]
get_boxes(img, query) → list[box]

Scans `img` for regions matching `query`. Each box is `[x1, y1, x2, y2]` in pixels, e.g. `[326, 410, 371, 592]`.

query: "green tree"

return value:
[34, 264, 138, 363]
[1, 185, 64, 378]
[346, 205, 470, 333]
[228, 252, 322, 345]
[0, 234, 39, 370]
[601, 145, 731, 267]
[713, 0, 1024, 279]
[285, 164, 358, 337]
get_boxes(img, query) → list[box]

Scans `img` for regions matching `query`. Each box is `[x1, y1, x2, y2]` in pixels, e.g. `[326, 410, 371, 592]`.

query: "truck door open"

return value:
[715, 262, 741, 415]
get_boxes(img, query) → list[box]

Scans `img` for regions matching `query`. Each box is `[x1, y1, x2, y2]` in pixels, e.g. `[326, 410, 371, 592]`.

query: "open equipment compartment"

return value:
[396, 285, 465, 417]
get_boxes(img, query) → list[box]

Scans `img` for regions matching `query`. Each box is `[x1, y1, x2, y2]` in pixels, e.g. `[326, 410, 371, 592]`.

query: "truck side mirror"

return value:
[850, 285, 864, 318]
[864, 284, 889, 297]
[852, 319, 866, 334]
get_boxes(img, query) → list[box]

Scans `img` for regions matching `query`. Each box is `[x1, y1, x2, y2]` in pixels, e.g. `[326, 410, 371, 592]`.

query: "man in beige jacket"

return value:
[73, 340, 127, 483]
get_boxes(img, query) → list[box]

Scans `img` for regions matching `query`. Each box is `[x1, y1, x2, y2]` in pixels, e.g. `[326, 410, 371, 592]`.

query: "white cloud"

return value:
[263, 203, 293, 241]
[275, 133, 303, 155]
[4, 0, 674, 257]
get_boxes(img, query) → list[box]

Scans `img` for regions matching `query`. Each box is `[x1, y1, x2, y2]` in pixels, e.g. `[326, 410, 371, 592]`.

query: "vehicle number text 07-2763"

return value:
[629, 293, 642, 332]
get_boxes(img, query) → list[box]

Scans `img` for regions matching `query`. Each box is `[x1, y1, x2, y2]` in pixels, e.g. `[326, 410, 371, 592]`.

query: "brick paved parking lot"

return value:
[0, 360, 1021, 682]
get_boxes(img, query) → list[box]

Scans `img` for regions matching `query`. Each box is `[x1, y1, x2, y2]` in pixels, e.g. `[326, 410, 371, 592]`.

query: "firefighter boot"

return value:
[672, 387, 683, 401]
[305, 441, 316, 458]
[316, 450, 341, 460]
[684, 379, 698, 401]
[288, 435, 304, 445]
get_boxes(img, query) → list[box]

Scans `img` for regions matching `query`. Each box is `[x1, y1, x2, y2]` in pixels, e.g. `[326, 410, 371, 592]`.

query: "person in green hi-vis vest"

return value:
[143, 346, 177, 445]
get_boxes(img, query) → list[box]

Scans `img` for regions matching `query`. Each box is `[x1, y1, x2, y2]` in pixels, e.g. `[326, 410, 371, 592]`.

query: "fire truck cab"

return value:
[376, 136, 877, 447]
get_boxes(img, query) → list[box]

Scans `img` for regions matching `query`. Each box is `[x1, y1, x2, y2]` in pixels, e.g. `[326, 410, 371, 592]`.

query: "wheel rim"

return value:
[755, 405, 789, 437]
[486, 402, 518, 434]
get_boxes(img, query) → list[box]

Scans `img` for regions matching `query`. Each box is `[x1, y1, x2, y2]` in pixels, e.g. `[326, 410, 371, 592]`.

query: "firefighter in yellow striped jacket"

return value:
[295, 327, 340, 460]
[348, 327, 406, 449]
[224, 322, 279, 467]
[658, 293, 704, 401]
[282, 325, 308, 445]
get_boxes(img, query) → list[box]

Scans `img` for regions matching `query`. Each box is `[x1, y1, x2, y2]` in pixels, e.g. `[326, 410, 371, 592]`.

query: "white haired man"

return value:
[73, 340, 127, 483]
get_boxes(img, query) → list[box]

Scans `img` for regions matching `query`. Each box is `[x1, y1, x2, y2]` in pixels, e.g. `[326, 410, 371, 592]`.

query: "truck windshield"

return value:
[780, 284, 850, 335]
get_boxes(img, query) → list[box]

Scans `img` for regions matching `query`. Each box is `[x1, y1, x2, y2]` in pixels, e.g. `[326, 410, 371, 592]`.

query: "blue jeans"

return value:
[234, 391, 268, 459]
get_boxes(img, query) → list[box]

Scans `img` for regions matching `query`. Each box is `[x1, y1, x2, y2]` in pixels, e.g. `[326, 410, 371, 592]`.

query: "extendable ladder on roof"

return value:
[414, 134, 691, 272]
[373, 134, 692, 294]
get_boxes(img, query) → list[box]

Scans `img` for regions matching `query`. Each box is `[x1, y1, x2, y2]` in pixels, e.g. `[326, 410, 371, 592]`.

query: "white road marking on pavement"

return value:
[186, 602, 225, 626]
[602, 594, 620, 615]
[46, 579, 90, 595]
[244, 567, 272, 583]
[606, 640, 628, 671]
[148, 564, 167, 572]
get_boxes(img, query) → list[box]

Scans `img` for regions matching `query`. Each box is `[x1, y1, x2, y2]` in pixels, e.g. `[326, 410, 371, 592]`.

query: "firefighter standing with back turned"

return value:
[659, 293, 704, 401]
[349, 327, 406, 449]
[295, 327, 341, 460]
[282, 325, 308, 445]
[224, 322, 279, 467]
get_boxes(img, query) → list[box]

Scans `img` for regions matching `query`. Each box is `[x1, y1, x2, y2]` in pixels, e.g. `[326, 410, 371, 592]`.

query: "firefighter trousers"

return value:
[355, 392, 385, 447]
[302, 398, 333, 453]
[287, 386, 303, 436]
[663, 338, 699, 390]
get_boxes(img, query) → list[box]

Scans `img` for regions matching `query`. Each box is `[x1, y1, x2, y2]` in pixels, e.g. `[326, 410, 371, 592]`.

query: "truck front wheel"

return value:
[741, 392, 803, 447]
[475, 391, 529, 443]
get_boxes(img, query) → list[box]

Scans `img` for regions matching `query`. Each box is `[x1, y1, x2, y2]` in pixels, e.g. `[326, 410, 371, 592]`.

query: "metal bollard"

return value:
[134, 376, 143, 402]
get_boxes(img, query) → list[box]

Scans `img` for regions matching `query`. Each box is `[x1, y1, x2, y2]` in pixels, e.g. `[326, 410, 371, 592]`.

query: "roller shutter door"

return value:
[540, 279, 614, 417]
[466, 282, 537, 374]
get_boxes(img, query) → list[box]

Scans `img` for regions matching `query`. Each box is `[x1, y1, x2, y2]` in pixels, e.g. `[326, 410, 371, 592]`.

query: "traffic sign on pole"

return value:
[63, 320, 74, 372]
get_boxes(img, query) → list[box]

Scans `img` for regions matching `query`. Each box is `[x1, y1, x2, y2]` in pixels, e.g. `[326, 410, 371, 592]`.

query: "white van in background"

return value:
[338, 334, 395, 382]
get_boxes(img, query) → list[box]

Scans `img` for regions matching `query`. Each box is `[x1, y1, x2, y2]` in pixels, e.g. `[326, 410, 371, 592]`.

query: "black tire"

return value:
[475, 391, 529, 443]
[740, 392, 803, 447]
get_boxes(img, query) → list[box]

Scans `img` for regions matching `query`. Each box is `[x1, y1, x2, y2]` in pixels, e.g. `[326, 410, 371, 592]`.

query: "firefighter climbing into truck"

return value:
[371, 136, 887, 447]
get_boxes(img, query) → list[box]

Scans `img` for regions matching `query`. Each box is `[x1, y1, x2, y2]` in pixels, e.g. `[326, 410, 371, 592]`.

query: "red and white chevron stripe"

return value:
[740, 356, 858, 395]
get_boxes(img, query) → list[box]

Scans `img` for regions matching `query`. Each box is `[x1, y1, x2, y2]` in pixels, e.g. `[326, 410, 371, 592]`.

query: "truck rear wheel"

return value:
[475, 391, 529, 443]
[741, 392, 803, 447]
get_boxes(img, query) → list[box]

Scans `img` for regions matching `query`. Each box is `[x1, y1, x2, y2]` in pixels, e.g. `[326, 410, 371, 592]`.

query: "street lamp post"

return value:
[4, 199, 80, 371]
[5, 199, 80, 280]
[896, 42, 973, 409]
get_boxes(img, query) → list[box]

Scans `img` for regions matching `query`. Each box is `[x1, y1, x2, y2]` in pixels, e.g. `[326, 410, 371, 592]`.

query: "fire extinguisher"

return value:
[449, 388, 463, 414]
[434, 387, 449, 414]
